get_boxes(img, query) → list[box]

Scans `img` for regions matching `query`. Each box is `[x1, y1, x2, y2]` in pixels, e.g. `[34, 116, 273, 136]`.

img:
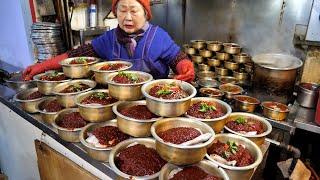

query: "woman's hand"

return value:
[174, 59, 195, 82]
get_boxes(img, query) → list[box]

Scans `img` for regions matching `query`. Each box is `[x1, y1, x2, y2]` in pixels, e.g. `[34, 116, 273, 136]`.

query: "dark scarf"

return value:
[115, 22, 149, 57]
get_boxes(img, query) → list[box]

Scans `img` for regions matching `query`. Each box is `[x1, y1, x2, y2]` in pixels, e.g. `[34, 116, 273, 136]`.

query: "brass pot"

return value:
[109, 138, 161, 179]
[75, 89, 118, 122]
[112, 100, 162, 137]
[141, 79, 197, 117]
[159, 160, 230, 180]
[151, 118, 215, 165]
[33, 72, 70, 95]
[36, 97, 61, 124]
[218, 76, 237, 84]
[215, 66, 229, 76]
[199, 49, 213, 58]
[197, 71, 215, 79]
[191, 40, 206, 49]
[191, 55, 204, 64]
[224, 61, 239, 71]
[233, 95, 260, 113]
[13, 87, 45, 113]
[207, 58, 221, 67]
[206, 41, 223, 52]
[224, 112, 272, 146]
[59, 57, 99, 78]
[106, 71, 153, 101]
[52, 108, 88, 142]
[79, 120, 118, 162]
[216, 52, 231, 61]
[91, 61, 132, 85]
[233, 53, 251, 64]
[185, 97, 232, 133]
[198, 63, 211, 71]
[223, 43, 241, 54]
[206, 133, 263, 180]
[219, 83, 243, 99]
[199, 87, 224, 99]
[52, 79, 96, 108]
[183, 44, 196, 55]
[261, 101, 289, 121]
[233, 71, 249, 81]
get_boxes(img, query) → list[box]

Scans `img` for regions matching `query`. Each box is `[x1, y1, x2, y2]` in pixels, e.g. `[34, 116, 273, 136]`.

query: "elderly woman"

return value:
[23, 0, 194, 82]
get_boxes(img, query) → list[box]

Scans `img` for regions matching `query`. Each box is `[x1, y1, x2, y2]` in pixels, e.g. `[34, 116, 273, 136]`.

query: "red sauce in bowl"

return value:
[81, 92, 118, 105]
[220, 84, 242, 94]
[25, 91, 43, 100]
[263, 102, 288, 112]
[90, 126, 129, 147]
[60, 83, 90, 93]
[112, 72, 145, 84]
[170, 166, 220, 180]
[100, 63, 128, 71]
[202, 89, 222, 96]
[119, 105, 159, 120]
[225, 116, 264, 134]
[187, 101, 225, 119]
[57, 112, 87, 129]
[115, 144, 166, 176]
[42, 99, 63, 112]
[234, 96, 259, 104]
[158, 127, 201, 144]
[149, 83, 189, 99]
[40, 73, 66, 81]
[69, 58, 95, 64]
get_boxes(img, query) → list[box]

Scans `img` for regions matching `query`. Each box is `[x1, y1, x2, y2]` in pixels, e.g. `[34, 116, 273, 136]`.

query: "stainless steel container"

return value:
[296, 83, 320, 108]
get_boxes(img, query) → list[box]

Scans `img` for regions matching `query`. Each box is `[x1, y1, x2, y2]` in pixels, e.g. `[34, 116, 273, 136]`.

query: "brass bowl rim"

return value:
[207, 58, 220, 61]
[36, 96, 61, 115]
[90, 61, 133, 73]
[52, 108, 87, 132]
[206, 40, 223, 45]
[196, 78, 219, 88]
[261, 101, 290, 113]
[224, 61, 239, 65]
[106, 70, 153, 86]
[223, 43, 241, 48]
[79, 119, 118, 150]
[112, 100, 163, 122]
[216, 52, 229, 55]
[185, 97, 232, 122]
[233, 71, 248, 76]
[191, 55, 204, 59]
[215, 66, 228, 71]
[13, 87, 45, 102]
[219, 83, 244, 95]
[190, 40, 206, 43]
[233, 95, 260, 105]
[151, 117, 216, 149]
[59, 56, 100, 67]
[199, 87, 224, 96]
[141, 79, 197, 103]
[33, 72, 71, 83]
[205, 133, 263, 170]
[199, 49, 212, 53]
[109, 138, 160, 179]
[52, 79, 96, 96]
[224, 112, 272, 138]
[233, 53, 250, 58]
[75, 89, 118, 108]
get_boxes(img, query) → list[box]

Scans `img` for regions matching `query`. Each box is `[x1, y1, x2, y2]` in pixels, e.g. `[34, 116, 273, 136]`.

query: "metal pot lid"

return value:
[252, 53, 303, 70]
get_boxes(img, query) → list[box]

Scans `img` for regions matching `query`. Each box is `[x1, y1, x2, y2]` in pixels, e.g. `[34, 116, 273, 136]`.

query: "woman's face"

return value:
[116, 0, 147, 34]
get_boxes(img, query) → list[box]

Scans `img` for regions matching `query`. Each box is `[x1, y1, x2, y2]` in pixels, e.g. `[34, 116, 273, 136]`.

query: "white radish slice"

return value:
[180, 133, 212, 146]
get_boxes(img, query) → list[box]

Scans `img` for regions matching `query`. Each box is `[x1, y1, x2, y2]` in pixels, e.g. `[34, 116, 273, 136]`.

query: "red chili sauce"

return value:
[69, 58, 95, 64]
[91, 126, 129, 147]
[112, 72, 145, 84]
[158, 127, 201, 144]
[100, 63, 128, 71]
[40, 73, 66, 81]
[202, 89, 222, 96]
[119, 105, 159, 120]
[263, 102, 288, 112]
[115, 144, 166, 176]
[225, 116, 264, 134]
[57, 112, 87, 129]
[25, 91, 43, 100]
[149, 83, 189, 99]
[187, 101, 225, 119]
[235, 96, 259, 104]
[42, 100, 63, 112]
[207, 140, 254, 167]
[59, 83, 90, 93]
[170, 166, 220, 180]
[81, 92, 118, 105]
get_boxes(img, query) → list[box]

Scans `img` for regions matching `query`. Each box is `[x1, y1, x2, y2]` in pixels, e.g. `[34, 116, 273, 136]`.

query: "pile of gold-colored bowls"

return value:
[75, 89, 118, 122]
[151, 118, 215, 165]
[224, 61, 239, 71]
[33, 71, 70, 95]
[216, 52, 231, 61]
[91, 61, 132, 85]
[261, 101, 289, 121]
[191, 55, 204, 64]
[198, 63, 211, 71]
[206, 41, 223, 52]
[199, 49, 213, 58]
[52, 79, 96, 107]
[36, 97, 61, 124]
[185, 97, 232, 133]
[183, 44, 196, 55]
[141, 79, 197, 117]
[215, 66, 229, 76]
[207, 58, 221, 67]
[199, 87, 224, 99]
[13, 87, 45, 113]
[233, 95, 260, 112]
[59, 57, 99, 78]
[112, 100, 162, 137]
[206, 133, 263, 180]
[224, 112, 272, 146]
[106, 71, 153, 101]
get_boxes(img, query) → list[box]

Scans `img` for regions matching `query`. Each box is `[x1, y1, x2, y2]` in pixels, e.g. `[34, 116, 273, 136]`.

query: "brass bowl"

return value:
[206, 133, 263, 180]
[106, 71, 153, 101]
[183, 44, 196, 55]
[207, 58, 221, 67]
[224, 113, 272, 146]
[191, 40, 206, 49]
[206, 41, 223, 52]
[159, 160, 230, 180]
[52, 79, 96, 108]
[75, 89, 118, 122]
[141, 79, 197, 117]
[261, 101, 289, 121]
[199, 49, 213, 58]
[216, 52, 231, 61]
[199, 87, 224, 99]
[113, 100, 162, 137]
[233, 95, 260, 113]
[218, 76, 237, 84]
[90, 61, 132, 85]
[191, 55, 204, 64]
[224, 61, 239, 71]
[215, 66, 229, 76]
[109, 138, 161, 179]
[196, 78, 219, 88]
[52, 108, 88, 142]
[33, 72, 70, 95]
[219, 83, 243, 99]
[197, 71, 215, 79]
[5, 71, 36, 92]
[151, 118, 215, 165]
[233, 70, 249, 81]
[59, 57, 99, 78]
[223, 43, 241, 54]
[13, 87, 45, 113]
[185, 97, 232, 133]
[79, 119, 119, 162]
[36, 97, 61, 124]
[198, 63, 211, 71]
[233, 53, 251, 64]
